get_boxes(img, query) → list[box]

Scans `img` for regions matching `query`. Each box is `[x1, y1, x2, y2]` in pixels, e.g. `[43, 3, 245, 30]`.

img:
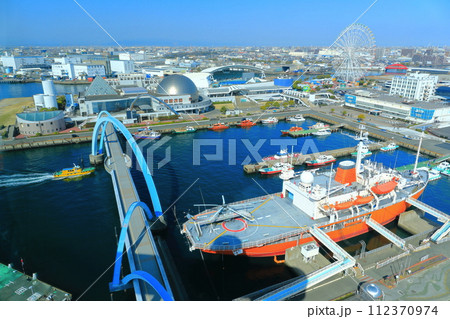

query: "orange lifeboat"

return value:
[209, 123, 229, 131]
[237, 119, 256, 127]
[371, 180, 398, 195]
[354, 195, 374, 205]
[332, 200, 354, 211]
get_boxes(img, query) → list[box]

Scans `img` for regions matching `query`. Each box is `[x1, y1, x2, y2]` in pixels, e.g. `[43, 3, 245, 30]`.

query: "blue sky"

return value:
[1, 0, 449, 47]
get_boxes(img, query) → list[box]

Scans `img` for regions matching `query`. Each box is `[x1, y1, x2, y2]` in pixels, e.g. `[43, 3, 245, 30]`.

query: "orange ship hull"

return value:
[202, 189, 425, 257]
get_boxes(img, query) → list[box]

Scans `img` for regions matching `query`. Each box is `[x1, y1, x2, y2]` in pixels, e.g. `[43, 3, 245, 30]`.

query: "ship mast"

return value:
[355, 141, 363, 176]
[413, 131, 424, 174]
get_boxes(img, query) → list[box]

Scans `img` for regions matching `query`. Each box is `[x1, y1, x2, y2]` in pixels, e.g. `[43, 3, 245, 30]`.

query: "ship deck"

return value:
[184, 169, 428, 252]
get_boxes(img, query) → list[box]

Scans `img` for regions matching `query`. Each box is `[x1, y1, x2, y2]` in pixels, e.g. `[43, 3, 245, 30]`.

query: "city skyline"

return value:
[1, 0, 449, 47]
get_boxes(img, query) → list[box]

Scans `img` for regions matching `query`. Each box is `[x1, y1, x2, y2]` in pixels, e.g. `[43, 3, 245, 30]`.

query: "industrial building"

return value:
[51, 63, 106, 80]
[110, 60, 135, 74]
[389, 73, 438, 102]
[344, 90, 450, 123]
[1, 54, 47, 72]
[16, 111, 66, 136]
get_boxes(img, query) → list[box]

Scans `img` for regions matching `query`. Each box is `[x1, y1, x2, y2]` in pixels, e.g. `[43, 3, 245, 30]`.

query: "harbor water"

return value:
[0, 118, 448, 300]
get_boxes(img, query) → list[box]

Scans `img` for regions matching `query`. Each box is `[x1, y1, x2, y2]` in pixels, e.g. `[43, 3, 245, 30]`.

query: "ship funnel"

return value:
[335, 160, 357, 185]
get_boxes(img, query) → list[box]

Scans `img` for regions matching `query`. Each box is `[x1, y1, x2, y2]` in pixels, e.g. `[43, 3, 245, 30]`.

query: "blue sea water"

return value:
[0, 119, 448, 300]
[0, 82, 89, 101]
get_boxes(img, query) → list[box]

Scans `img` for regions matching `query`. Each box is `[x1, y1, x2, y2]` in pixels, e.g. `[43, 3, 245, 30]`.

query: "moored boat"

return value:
[133, 128, 161, 139]
[351, 143, 372, 157]
[261, 117, 278, 124]
[380, 142, 399, 152]
[305, 154, 336, 167]
[309, 122, 329, 130]
[281, 126, 303, 135]
[236, 118, 256, 127]
[259, 162, 293, 175]
[312, 128, 331, 136]
[209, 123, 229, 131]
[286, 114, 305, 122]
[172, 126, 197, 134]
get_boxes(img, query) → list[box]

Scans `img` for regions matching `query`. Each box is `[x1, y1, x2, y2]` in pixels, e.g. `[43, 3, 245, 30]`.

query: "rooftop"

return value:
[16, 111, 64, 122]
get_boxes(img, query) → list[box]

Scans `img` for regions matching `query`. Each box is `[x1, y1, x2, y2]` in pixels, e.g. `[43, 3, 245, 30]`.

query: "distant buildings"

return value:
[384, 63, 408, 75]
[1, 55, 47, 72]
[389, 73, 438, 102]
[344, 89, 450, 123]
[110, 60, 134, 74]
[51, 63, 106, 80]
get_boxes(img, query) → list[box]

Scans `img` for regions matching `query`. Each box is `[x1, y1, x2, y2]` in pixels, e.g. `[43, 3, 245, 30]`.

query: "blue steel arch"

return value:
[110, 201, 173, 300]
[130, 93, 179, 116]
[91, 111, 162, 217]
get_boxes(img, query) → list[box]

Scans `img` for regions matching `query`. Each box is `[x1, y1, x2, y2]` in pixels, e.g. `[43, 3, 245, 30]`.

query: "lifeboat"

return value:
[371, 180, 398, 195]
[354, 195, 374, 205]
[324, 199, 354, 211]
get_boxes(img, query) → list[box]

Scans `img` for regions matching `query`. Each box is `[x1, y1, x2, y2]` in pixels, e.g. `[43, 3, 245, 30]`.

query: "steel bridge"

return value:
[90, 111, 174, 301]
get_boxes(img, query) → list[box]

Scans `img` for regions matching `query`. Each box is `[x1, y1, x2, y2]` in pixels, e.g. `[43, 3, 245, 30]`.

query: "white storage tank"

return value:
[43, 94, 58, 109]
[33, 94, 45, 107]
[42, 80, 57, 96]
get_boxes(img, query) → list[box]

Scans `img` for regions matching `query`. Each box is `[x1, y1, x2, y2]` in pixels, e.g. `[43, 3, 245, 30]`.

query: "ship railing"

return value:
[190, 227, 309, 252]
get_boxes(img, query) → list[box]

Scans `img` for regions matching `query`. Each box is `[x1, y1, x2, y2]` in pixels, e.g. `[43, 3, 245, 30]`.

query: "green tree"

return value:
[57, 95, 66, 110]
[357, 114, 365, 121]
[342, 110, 347, 116]
[220, 106, 227, 114]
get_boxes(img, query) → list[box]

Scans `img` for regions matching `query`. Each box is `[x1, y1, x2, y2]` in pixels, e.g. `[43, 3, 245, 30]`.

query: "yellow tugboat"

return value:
[53, 163, 95, 180]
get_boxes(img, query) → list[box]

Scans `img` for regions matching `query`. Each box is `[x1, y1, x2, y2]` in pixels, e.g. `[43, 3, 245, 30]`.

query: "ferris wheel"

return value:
[331, 23, 376, 83]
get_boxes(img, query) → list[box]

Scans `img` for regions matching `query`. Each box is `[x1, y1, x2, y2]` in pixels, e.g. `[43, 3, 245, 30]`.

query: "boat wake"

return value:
[0, 173, 53, 188]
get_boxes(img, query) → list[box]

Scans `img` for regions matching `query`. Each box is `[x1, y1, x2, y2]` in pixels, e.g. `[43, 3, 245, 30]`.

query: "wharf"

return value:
[243, 143, 382, 174]
[0, 263, 70, 301]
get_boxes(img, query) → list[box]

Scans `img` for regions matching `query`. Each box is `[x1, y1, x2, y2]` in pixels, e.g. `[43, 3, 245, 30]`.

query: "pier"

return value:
[91, 112, 174, 301]
[254, 227, 355, 301]
[0, 263, 70, 301]
[243, 143, 382, 174]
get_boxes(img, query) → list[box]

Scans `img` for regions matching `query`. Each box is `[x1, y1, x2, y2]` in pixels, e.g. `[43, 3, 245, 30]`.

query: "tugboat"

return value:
[236, 118, 256, 127]
[259, 162, 293, 175]
[53, 160, 95, 180]
[380, 142, 399, 152]
[133, 127, 161, 139]
[305, 154, 336, 167]
[182, 141, 429, 257]
[209, 123, 229, 131]
[261, 117, 278, 124]
[172, 126, 197, 134]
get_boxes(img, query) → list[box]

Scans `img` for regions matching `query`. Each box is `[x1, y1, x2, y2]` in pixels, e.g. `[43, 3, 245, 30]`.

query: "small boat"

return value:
[172, 126, 197, 134]
[259, 162, 293, 175]
[433, 162, 450, 176]
[261, 117, 278, 124]
[305, 154, 336, 167]
[236, 118, 256, 127]
[380, 142, 399, 152]
[286, 114, 305, 122]
[209, 123, 229, 131]
[309, 122, 329, 130]
[312, 128, 331, 136]
[417, 167, 441, 181]
[281, 126, 303, 135]
[351, 144, 372, 157]
[274, 148, 289, 159]
[133, 128, 161, 139]
[53, 164, 95, 180]
[371, 179, 398, 195]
